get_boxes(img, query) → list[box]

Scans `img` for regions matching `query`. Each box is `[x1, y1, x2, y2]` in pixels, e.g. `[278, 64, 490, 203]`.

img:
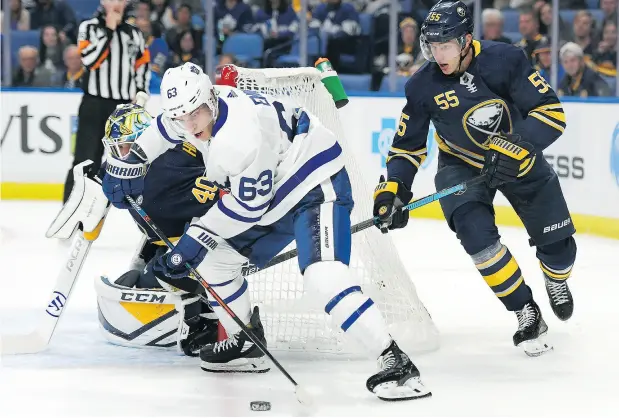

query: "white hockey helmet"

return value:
[160, 63, 218, 129]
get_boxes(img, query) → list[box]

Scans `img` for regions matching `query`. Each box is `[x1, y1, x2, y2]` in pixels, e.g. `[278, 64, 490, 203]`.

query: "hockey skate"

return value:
[366, 340, 431, 401]
[544, 275, 574, 321]
[513, 301, 553, 357]
[200, 306, 270, 373]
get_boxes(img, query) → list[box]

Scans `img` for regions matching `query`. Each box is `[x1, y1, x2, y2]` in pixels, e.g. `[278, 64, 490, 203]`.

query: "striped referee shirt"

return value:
[78, 16, 151, 100]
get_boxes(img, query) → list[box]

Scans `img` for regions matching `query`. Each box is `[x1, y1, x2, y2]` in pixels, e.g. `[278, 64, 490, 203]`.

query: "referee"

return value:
[63, 0, 150, 202]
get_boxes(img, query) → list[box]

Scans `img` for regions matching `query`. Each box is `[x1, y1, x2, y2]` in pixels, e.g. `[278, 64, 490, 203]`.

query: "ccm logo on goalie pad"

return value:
[543, 218, 572, 234]
[120, 292, 166, 303]
[46, 291, 67, 318]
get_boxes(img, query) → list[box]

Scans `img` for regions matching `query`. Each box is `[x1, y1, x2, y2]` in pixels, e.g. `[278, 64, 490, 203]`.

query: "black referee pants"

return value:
[63, 94, 129, 202]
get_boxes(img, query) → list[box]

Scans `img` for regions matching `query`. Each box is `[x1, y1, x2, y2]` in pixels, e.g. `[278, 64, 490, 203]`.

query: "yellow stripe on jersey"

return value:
[434, 133, 484, 169]
[389, 146, 428, 157]
[518, 155, 536, 177]
[529, 112, 566, 133]
[386, 153, 422, 169]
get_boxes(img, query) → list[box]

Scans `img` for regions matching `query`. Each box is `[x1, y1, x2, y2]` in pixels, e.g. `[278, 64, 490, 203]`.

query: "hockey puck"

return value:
[250, 401, 271, 412]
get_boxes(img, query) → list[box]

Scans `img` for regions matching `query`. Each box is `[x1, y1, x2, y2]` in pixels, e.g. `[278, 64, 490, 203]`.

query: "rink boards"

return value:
[1, 89, 618, 238]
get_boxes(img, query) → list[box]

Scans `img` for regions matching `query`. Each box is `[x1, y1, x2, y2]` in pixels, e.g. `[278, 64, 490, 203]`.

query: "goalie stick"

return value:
[0, 93, 150, 355]
[240, 175, 487, 276]
[125, 195, 313, 406]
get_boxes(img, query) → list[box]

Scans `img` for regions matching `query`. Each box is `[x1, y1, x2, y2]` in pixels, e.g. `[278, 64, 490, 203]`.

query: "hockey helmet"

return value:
[160, 63, 219, 133]
[420, 1, 474, 62]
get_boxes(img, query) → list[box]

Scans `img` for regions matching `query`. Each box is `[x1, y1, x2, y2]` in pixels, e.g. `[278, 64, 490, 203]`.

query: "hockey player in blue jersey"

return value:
[101, 63, 431, 400]
[373, 1, 577, 357]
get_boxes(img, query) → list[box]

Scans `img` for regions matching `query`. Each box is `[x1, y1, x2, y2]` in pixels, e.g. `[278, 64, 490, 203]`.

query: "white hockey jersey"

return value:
[134, 87, 345, 239]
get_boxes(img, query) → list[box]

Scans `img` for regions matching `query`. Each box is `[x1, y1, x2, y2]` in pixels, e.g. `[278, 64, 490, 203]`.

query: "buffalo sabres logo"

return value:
[462, 100, 512, 149]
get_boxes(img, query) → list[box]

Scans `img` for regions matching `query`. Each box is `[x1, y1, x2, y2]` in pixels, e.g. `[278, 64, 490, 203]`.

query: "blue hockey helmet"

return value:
[420, 1, 474, 62]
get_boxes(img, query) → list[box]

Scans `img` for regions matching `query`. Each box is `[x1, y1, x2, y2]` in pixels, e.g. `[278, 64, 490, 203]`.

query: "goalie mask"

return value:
[102, 103, 153, 160]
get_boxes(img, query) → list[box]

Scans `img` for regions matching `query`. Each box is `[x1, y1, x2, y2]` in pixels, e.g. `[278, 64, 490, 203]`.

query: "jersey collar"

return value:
[211, 98, 228, 138]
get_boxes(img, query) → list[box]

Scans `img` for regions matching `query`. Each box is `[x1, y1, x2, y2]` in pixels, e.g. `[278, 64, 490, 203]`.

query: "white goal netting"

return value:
[234, 66, 439, 356]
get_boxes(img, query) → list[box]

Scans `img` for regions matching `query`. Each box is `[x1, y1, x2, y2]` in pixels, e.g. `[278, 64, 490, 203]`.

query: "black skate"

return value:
[544, 275, 574, 321]
[200, 306, 270, 373]
[366, 340, 431, 401]
[513, 301, 553, 357]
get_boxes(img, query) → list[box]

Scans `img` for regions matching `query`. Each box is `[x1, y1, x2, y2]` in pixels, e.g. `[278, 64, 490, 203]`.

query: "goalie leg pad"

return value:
[304, 261, 392, 358]
[196, 240, 251, 334]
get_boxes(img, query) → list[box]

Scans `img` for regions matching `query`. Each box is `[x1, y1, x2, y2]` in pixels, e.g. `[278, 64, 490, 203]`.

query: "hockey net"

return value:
[234, 66, 439, 356]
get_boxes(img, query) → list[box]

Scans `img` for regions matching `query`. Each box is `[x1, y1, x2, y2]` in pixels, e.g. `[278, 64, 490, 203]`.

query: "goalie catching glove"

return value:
[373, 176, 414, 233]
[482, 133, 536, 188]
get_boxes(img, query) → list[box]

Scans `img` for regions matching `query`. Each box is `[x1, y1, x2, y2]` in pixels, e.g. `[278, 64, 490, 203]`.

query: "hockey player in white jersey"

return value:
[102, 63, 431, 401]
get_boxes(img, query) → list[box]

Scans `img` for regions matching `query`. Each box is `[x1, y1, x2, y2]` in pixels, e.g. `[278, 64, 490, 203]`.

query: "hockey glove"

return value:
[482, 133, 536, 188]
[153, 223, 223, 280]
[373, 175, 414, 233]
[102, 147, 148, 209]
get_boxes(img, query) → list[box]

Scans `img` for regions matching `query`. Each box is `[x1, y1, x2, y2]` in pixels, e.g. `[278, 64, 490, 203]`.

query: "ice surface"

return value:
[1, 201, 617, 416]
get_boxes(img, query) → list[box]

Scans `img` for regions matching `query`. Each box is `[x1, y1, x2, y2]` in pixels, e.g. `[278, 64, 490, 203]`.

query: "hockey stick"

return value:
[240, 175, 487, 276]
[0, 209, 110, 355]
[125, 196, 313, 406]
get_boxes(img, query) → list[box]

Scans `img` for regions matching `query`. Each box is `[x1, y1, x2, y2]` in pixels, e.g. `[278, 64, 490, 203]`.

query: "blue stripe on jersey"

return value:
[211, 98, 229, 137]
[217, 199, 262, 223]
[232, 193, 271, 212]
[325, 286, 362, 314]
[156, 115, 183, 144]
[341, 298, 375, 332]
[268, 141, 343, 212]
[209, 279, 248, 307]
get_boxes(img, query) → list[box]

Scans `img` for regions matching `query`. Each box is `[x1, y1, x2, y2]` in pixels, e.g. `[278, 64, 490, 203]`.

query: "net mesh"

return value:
[234, 66, 439, 356]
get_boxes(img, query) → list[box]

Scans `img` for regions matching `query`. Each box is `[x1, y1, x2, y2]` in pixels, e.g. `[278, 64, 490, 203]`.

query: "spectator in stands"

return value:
[537, 2, 570, 43]
[137, 17, 169, 77]
[215, 0, 254, 44]
[53, 44, 83, 88]
[0, 0, 31, 32]
[371, 17, 424, 91]
[255, 0, 299, 50]
[151, 0, 176, 30]
[165, 3, 203, 51]
[571, 10, 598, 61]
[39, 24, 67, 73]
[532, 37, 564, 84]
[516, 8, 547, 65]
[12, 45, 55, 87]
[255, 0, 298, 66]
[310, 0, 360, 72]
[482, 9, 511, 44]
[135, 0, 162, 37]
[167, 29, 205, 69]
[558, 42, 611, 97]
[30, 0, 77, 43]
[592, 19, 617, 77]
[601, 0, 617, 24]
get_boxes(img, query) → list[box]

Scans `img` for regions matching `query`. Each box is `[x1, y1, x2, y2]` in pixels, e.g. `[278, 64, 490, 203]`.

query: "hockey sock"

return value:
[472, 241, 533, 311]
[305, 261, 392, 358]
[537, 238, 576, 282]
[205, 275, 251, 335]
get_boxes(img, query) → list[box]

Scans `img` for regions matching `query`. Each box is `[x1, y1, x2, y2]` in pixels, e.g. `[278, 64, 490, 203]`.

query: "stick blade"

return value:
[0, 333, 48, 355]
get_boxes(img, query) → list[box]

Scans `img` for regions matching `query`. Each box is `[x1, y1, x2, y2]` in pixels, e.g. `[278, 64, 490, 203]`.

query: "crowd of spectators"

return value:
[1, 0, 617, 96]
